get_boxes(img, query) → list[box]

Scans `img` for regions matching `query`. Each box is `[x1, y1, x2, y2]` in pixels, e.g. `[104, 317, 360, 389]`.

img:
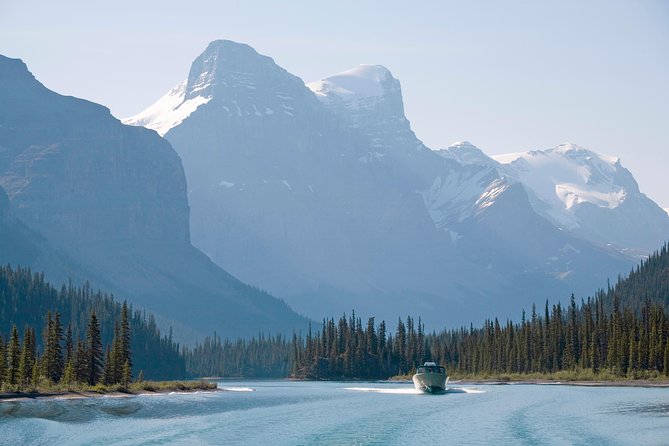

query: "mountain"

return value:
[125, 41, 464, 322]
[126, 40, 650, 328]
[494, 143, 669, 254]
[0, 54, 308, 341]
[439, 141, 669, 254]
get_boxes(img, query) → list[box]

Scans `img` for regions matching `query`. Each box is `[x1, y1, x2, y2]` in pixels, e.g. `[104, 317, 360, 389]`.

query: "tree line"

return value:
[0, 265, 185, 380]
[187, 296, 669, 381]
[184, 333, 292, 378]
[187, 244, 669, 380]
[0, 305, 133, 391]
[3, 244, 669, 382]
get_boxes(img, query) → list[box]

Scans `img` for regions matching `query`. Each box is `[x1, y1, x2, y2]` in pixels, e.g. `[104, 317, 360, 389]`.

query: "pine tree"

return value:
[31, 357, 40, 388]
[74, 340, 88, 383]
[103, 345, 114, 385]
[7, 325, 21, 386]
[121, 301, 132, 377]
[590, 330, 599, 374]
[122, 360, 131, 389]
[62, 360, 75, 389]
[45, 312, 64, 383]
[87, 311, 103, 385]
[17, 326, 36, 387]
[110, 321, 121, 383]
[64, 324, 73, 365]
[0, 335, 6, 387]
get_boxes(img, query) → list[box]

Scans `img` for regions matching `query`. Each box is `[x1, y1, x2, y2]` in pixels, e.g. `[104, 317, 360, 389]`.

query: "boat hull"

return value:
[412, 372, 447, 393]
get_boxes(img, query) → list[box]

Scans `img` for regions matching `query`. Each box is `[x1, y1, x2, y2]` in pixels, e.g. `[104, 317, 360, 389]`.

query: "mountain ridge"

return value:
[0, 53, 309, 342]
[122, 40, 660, 329]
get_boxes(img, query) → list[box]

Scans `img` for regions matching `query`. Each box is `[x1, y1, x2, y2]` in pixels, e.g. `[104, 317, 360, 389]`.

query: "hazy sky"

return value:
[2, 0, 668, 206]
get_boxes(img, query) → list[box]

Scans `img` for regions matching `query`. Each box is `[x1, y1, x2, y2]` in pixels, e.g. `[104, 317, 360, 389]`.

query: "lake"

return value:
[1, 380, 668, 445]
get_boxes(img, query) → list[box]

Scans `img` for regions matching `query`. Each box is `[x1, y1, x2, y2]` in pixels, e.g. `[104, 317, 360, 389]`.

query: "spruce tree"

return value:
[590, 330, 599, 374]
[87, 311, 103, 385]
[46, 312, 64, 383]
[62, 360, 75, 389]
[64, 324, 73, 365]
[0, 335, 6, 387]
[122, 360, 131, 389]
[121, 301, 132, 376]
[7, 325, 21, 386]
[74, 340, 88, 383]
[17, 326, 36, 387]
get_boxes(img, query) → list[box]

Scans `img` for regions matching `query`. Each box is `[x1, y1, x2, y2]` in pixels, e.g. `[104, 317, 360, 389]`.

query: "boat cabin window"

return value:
[417, 366, 445, 374]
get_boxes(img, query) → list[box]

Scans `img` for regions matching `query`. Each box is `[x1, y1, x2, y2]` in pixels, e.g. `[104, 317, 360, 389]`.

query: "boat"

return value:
[412, 362, 448, 393]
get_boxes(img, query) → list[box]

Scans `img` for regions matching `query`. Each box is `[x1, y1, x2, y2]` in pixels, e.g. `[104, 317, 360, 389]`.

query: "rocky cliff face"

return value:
[0, 54, 308, 341]
[0, 56, 190, 245]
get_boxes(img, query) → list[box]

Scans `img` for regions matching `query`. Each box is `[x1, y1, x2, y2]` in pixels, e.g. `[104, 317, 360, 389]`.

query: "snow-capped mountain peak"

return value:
[437, 141, 499, 167]
[488, 142, 669, 251]
[307, 64, 394, 103]
[306, 64, 423, 155]
[124, 40, 315, 136]
[493, 143, 633, 216]
[122, 80, 210, 136]
[306, 64, 403, 115]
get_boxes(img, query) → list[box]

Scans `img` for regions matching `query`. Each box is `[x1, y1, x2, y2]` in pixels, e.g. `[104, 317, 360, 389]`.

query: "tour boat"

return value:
[412, 362, 448, 393]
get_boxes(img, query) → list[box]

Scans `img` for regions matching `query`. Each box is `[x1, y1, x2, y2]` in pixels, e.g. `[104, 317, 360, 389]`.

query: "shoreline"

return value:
[0, 387, 224, 403]
[451, 378, 669, 388]
[3, 377, 667, 402]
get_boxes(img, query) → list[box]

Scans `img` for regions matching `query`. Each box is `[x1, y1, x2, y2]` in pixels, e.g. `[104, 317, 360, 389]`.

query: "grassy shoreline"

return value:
[390, 369, 669, 387]
[0, 380, 219, 402]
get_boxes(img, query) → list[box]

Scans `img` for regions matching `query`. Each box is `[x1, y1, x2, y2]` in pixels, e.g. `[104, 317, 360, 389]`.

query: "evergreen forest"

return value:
[0, 266, 185, 383]
[187, 244, 669, 380]
[3, 244, 669, 384]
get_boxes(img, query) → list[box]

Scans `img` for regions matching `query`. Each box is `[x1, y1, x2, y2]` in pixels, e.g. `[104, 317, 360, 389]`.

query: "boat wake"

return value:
[447, 387, 485, 394]
[344, 387, 422, 394]
[220, 387, 256, 392]
[344, 387, 484, 395]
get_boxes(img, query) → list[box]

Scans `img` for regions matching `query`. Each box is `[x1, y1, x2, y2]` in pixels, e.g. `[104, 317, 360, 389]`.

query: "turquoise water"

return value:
[1, 381, 668, 445]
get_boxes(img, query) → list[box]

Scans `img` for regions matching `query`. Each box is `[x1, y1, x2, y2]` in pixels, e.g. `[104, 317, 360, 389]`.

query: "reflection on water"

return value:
[1, 398, 143, 422]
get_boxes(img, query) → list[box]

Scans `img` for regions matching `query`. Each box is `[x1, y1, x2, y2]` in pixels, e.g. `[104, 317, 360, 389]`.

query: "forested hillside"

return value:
[601, 243, 669, 313]
[187, 244, 669, 380]
[0, 265, 185, 380]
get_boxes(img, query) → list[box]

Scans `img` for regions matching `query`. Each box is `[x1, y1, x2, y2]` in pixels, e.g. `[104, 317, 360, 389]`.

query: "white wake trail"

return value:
[344, 386, 485, 395]
[220, 387, 256, 392]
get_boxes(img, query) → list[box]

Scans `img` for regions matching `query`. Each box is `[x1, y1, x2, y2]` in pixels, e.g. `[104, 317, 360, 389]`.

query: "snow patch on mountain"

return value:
[492, 143, 628, 228]
[123, 81, 211, 136]
[475, 179, 511, 214]
[307, 65, 391, 106]
[422, 164, 503, 232]
[125, 40, 314, 136]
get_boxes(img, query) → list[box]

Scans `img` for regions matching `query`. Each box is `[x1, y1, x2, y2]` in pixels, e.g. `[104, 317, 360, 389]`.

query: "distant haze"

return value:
[1, 0, 667, 207]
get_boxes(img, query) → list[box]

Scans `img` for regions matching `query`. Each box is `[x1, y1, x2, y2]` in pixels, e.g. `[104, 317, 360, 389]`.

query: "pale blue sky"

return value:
[2, 0, 668, 206]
